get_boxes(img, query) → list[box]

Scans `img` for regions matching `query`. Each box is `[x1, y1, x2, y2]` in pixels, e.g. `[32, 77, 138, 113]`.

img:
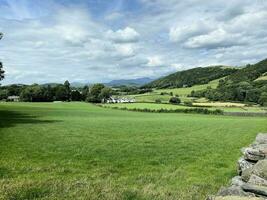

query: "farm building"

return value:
[105, 96, 135, 103]
[7, 96, 20, 102]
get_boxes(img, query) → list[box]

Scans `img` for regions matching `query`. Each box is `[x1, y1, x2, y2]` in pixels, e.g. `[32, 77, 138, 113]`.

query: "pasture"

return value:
[126, 78, 220, 103]
[0, 102, 266, 200]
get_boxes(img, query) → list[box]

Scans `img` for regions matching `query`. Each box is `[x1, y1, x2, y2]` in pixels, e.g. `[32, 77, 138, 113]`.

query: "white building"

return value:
[7, 96, 20, 102]
[105, 96, 135, 103]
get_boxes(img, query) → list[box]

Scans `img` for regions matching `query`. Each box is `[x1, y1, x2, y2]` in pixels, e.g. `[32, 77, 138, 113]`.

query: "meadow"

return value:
[126, 79, 220, 103]
[0, 102, 267, 200]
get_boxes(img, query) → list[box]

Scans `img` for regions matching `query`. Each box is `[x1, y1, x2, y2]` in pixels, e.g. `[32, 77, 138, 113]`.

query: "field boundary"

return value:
[98, 104, 224, 115]
[100, 104, 267, 117]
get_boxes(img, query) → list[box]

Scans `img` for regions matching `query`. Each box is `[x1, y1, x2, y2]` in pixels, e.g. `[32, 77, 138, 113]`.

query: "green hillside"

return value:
[191, 58, 267, 105]
[143, 66, 238, 89]
[226, 58, 267, 83]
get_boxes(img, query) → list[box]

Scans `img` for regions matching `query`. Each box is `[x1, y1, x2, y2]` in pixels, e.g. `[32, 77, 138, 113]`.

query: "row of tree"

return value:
[190, 80, 267, 106]
[190, 59, 267, 106]
[0, 82, 113, 103]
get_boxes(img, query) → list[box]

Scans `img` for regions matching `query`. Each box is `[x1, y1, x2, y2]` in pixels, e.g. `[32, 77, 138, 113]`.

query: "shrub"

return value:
[169, 97, 181, 104]
[184, 101, 193, 107]
[155, 99, 162, 103]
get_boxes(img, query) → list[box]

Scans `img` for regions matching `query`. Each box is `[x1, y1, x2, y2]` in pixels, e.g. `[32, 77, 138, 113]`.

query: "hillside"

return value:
[143, 66, 238, 89]
[191, 58, 267, 105]
[225, 58, 267, 83]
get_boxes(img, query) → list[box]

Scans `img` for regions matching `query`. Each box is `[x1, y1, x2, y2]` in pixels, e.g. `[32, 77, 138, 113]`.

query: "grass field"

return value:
[0, 102, 267, 200]
[126, 79, 220, 103]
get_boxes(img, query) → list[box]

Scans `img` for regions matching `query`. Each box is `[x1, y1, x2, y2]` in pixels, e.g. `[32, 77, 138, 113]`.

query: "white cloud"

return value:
[184, 28, 246, 49]
[169, 21, 212, 42]
[1, 0, 267, 84]
[106, 27, 140, 43]
[146, 56, 164, 67]
[115, 44, 135, 57]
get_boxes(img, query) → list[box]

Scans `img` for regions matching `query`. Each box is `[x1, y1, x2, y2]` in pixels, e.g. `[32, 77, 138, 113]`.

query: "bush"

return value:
[106, 105, 224, 115]
[184, 101, 193, 107]
[169, 97, 181, 104]
[155, 99, 162, 103]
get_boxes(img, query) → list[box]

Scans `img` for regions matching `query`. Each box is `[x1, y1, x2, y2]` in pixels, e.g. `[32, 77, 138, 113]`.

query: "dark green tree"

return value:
[99, 87, 112, 102]
[86, 83, 105, 103]
[64, 80, 71, 101]
[259, 92, 267, 106]
[71, 90, 82, 101]
[169, 96, 181, 104]
[54, 85, 68, 101]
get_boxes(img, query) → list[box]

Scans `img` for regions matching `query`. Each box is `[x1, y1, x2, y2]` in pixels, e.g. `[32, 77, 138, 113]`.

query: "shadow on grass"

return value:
[0, 110, 61, 129]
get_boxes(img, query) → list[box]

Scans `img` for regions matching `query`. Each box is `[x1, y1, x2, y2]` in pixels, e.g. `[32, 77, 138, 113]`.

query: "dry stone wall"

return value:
[208, 133, 267, 200]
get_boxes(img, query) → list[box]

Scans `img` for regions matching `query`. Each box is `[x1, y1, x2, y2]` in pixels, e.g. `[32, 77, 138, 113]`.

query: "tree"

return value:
[169, 96, 181, 104]
[0, 62, 4, 82]
[259, 92, 267, 106]
[86, 84, 105, 103]
[0, 89, 8, 100]
[20, 84, 46, 102]
[99, 87, 112, 102]
[64, 80, 71, 101]
[71, 90, 82, 101]
[81, 86, 89, 101]
[54, 85, 68, 101]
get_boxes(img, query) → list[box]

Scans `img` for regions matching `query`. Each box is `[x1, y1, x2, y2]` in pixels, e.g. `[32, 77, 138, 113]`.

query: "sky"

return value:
[0, 0, 267, 85]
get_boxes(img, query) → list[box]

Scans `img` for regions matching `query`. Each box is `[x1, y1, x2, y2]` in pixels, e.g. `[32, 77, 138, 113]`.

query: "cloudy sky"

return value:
[0, 0, 267, 84]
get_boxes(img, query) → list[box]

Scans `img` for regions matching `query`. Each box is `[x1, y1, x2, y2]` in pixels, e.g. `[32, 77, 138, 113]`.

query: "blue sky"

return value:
[0, 0, 267, 84]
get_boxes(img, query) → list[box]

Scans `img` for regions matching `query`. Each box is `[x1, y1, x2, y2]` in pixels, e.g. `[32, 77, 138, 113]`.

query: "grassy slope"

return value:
[143, 66, 237, 89]
[0, 102, 267, 200]
[127, 78, 220, 103]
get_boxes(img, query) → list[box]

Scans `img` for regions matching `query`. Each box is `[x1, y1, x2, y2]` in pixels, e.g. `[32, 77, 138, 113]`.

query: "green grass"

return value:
[126, 78, 220, 103]
[0, 102, 267, 200]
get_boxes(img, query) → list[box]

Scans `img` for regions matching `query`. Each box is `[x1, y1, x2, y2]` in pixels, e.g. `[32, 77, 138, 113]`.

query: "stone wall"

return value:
[208, 133, 267, 200]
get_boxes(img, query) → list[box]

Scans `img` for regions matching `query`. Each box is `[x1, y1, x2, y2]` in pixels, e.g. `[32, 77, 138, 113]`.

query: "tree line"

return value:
[0, 82, 113, 103]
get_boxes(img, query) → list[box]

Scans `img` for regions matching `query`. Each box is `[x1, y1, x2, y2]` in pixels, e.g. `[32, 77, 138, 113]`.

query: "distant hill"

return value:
[225, 58, 267, 83]
[106, 77, 154, 87]
[143, 66, 238, 89]
[190, 58, 267, 105]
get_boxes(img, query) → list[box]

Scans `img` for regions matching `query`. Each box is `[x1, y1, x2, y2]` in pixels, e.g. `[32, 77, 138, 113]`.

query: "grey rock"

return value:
[242, 167, 254, 182]
[217, 186, 250, 196]
[244, 147, 265, 161]
[251, 143, 267, 157]
[237, 157, 254, 175]
[256, 133, 267, 144]
[231, 176, 246, 187]
[242, 183, 267, 197]
[208, 197, 264, 200]
[248, 174, 267, 186]
[252, 160, 267, 180]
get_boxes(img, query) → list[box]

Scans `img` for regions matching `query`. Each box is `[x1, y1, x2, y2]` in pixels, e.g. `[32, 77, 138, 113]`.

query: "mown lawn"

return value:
[0, 102, 266, 200]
